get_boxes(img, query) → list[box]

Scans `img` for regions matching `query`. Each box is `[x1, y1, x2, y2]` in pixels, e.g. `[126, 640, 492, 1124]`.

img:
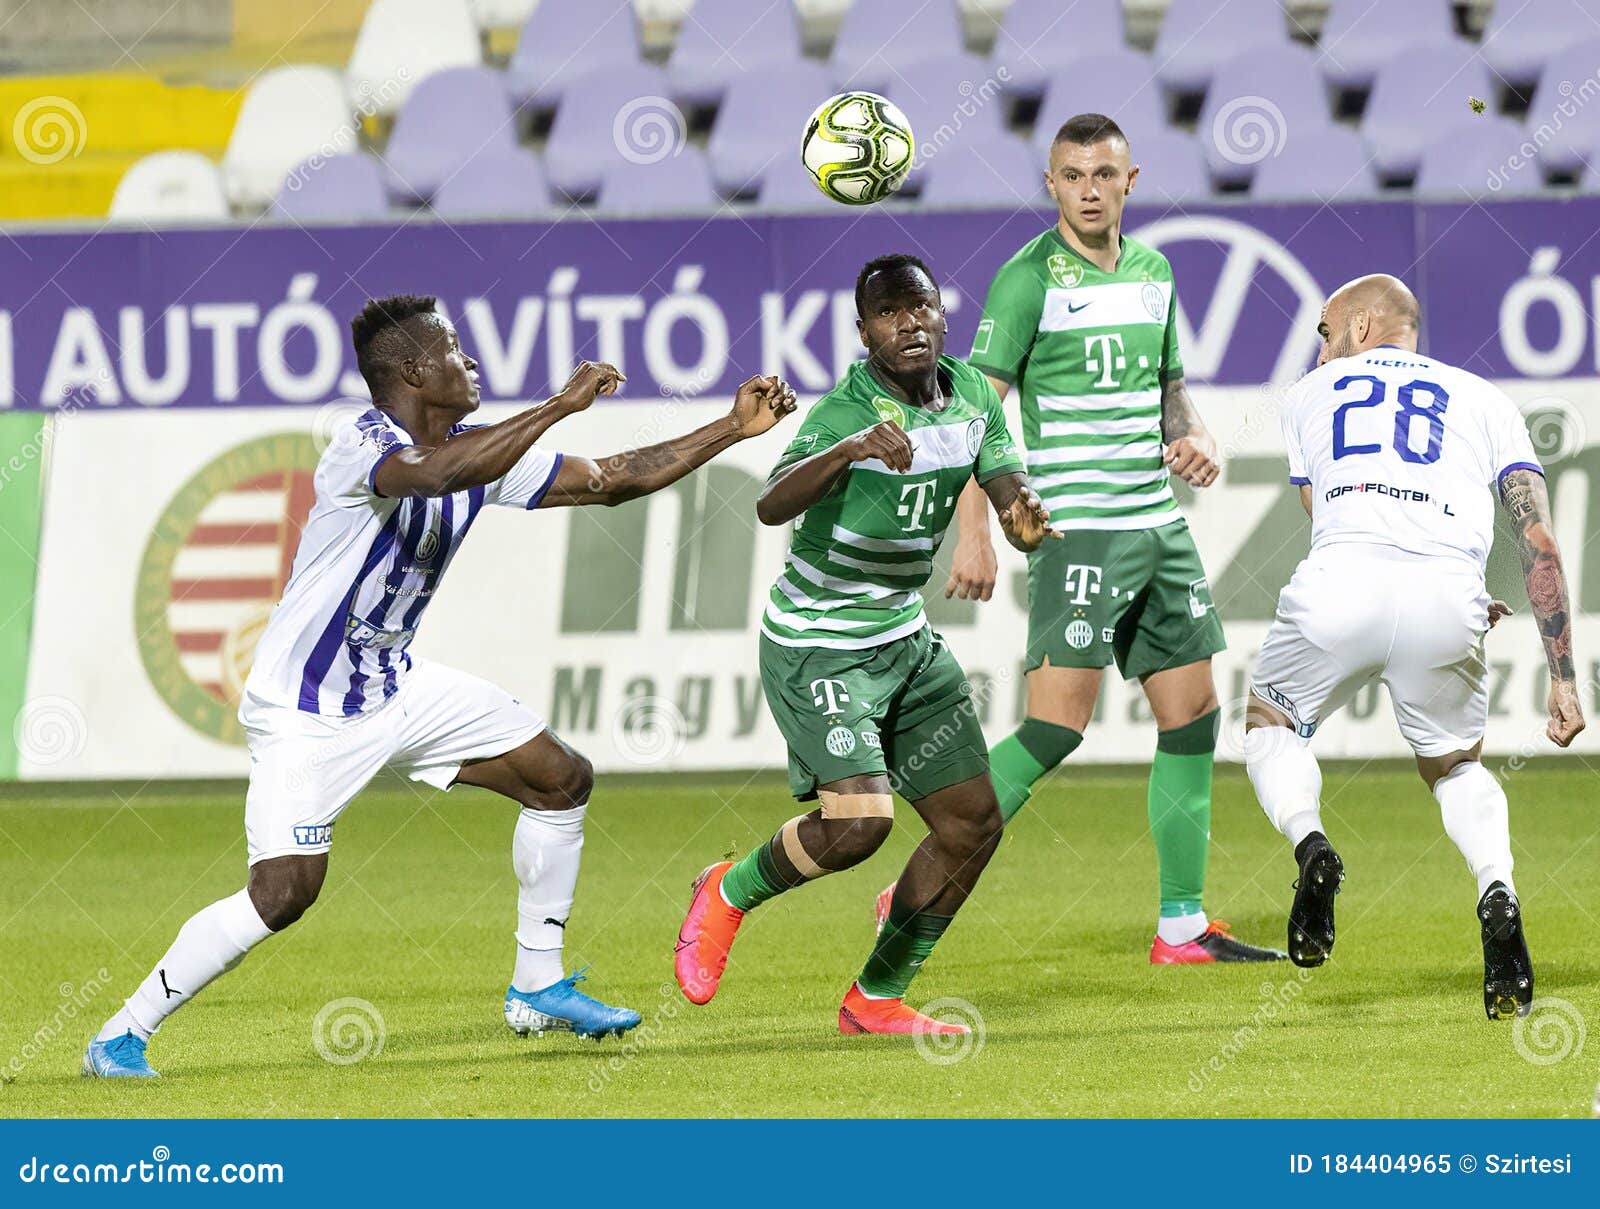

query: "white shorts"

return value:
[1251, 543, 1490, 758]
[239, 659, 546, 864]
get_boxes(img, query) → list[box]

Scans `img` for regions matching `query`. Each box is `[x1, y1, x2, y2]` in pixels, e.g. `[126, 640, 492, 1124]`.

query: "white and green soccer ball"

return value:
[800, 90, 915, 205]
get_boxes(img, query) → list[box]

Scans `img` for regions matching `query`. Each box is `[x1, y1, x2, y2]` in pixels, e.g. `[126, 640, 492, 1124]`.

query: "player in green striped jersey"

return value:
[674, 254, 1059, 1035]
[899, 113, 1284, 964]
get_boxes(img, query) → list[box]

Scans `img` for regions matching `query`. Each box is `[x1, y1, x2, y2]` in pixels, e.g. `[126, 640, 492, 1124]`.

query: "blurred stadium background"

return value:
[3, 0, 1600, 782]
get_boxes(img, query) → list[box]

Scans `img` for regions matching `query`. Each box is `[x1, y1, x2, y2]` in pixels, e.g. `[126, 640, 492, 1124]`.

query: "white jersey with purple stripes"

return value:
[244, 408, 563, 717]
[1281, 347, 1541, 573]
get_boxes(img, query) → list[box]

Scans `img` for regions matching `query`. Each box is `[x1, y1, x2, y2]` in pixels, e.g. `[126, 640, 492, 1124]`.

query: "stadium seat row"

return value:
[104, 0, 1600, 222]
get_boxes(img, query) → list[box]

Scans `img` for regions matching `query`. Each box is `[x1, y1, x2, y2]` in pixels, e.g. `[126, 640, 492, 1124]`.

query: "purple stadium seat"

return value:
[669, 0, 804, 109]
[1249, 124, 1377, 200]
[1415, 116, 1544, 197]
[1153, 0, 1291, 97]
[433, 146, 551, 217]
[1317, 0, 1456, 91]
[707, 61, 833, 197]
[507, 0, 641, 110]
[544, 63, 675, 200]
[272, 153, 390, 222]
[1363, 43, 1492, 180]
[382, 67, 516, 203]
[1198, 44, 1334, 186]
[1483, 0, 1600, 90]
[829, 0, 965, 94]
[991, 0, 1126, 100]
[1526, 36, 1600, 174]
[919, 134, 1042, 208]
[889, 51, 1010, 192]
[1031, 48, 1166, 161]
[758, 163, 844, 212]
[595, 146, 720, 214]
[1125, 130, 1211, 205]
[890, 52, 1009, 148]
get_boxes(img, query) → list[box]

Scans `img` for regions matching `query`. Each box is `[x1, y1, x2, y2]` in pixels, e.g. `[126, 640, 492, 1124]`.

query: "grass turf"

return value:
[2, 762, 1597, 1118]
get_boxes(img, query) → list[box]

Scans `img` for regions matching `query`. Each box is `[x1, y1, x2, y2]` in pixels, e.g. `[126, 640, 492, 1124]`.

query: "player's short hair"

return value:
[855, 253, 938, 318]
[350, 293, 441, 395]
[1051, 113, 1128, 150]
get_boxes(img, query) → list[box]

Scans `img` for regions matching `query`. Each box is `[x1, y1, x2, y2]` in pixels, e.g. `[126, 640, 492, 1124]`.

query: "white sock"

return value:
[1157, 909, 1209, 946]
[1434, 761, 1514, 898]
[1245, 725, 1324, 847]
[96, 887, 272, 1042]
[510, 803, 585, 994]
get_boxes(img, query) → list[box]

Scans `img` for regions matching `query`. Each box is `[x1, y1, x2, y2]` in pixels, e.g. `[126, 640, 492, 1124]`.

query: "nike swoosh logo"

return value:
[1067, 301, 1091, 313]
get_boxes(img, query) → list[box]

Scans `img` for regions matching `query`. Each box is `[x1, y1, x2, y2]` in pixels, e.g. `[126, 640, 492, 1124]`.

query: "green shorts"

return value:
[1025, 519, 1226, 680]
[758, 625, 989, 803]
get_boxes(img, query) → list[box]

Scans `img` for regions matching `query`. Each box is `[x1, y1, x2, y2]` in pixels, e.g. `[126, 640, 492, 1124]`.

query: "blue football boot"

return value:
[504, 970, 642, 1040]
[82, 1031, 159, 1078]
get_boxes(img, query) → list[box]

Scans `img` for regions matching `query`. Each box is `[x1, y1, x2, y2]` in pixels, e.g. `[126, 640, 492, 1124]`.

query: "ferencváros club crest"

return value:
[135, 434, 319, 744]
[1047, 253, 1083, 288]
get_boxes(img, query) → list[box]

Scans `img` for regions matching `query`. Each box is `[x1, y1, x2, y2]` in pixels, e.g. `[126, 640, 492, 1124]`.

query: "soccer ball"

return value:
[800, 91, 915, 205]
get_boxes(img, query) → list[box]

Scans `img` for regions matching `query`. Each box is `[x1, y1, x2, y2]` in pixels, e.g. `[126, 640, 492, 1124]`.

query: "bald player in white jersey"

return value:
[1243, 274, 1584, 1020]
[85, 294, 796, 1077]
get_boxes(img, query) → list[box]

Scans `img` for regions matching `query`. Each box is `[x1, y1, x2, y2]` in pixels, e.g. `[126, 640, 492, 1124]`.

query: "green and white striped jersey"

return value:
[969, 228, 1183, 532]
[761, 356, 1024, 650]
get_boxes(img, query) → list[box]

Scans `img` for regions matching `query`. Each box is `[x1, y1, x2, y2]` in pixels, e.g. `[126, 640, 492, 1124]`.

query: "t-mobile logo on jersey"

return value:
[896, 480, 936, 532]
[810, 678, 851, 714]
[1083, 333, 1127, 389]
[1063, 564, 1103, 605]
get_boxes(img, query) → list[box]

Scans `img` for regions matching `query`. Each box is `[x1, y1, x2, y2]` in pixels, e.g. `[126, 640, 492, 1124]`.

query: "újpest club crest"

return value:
[135, 434, 319, 744]
[1047, 253, 1083, 288]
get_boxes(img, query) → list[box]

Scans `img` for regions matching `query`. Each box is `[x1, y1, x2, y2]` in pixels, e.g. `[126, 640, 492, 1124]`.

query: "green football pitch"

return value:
[3, 762, 1597, 1118]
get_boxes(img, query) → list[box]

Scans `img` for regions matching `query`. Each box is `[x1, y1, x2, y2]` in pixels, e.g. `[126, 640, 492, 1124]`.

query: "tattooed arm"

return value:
[541, 375, 796, 507]
[1160, 377, 1220, 488]
[1499, 468, 1585, 746]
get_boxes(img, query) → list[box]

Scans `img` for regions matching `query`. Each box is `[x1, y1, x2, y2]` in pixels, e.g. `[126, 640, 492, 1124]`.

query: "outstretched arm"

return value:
[1161, 376, 1220, 488]
[756, 420, 912, 525]
[375, 361, 622, 498]
[540, 375, 796, 508]
[943, 372, 1012, 599]
[1499, 468, 1584, 746]
[981, 471, 1059, 552]
[944, 480, 998, 599]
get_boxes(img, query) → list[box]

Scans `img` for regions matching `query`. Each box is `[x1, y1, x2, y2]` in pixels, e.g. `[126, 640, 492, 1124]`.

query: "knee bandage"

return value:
[816, 790, 895, 820]
[779, 793, 895, 879]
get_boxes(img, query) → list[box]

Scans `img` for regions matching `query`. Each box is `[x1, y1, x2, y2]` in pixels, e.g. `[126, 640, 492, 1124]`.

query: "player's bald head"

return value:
[1328, 274, 1419, 331]
[1317, 274, 1420, 364]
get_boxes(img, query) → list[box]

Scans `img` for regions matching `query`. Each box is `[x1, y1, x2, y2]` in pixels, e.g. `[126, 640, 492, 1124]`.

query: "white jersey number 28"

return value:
[1331, 374, 1449, 466]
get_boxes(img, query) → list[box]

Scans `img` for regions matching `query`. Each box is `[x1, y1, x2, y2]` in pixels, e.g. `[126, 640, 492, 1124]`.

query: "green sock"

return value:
[719, 841, 791, 911]
[991, 719, 1083, 824]
[1148, 709, 1218, 918]
[858, 904, 954, 998]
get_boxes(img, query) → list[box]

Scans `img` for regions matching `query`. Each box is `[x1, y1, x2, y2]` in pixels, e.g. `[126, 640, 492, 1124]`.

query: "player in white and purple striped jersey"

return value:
[86, 295, 797, 1078]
